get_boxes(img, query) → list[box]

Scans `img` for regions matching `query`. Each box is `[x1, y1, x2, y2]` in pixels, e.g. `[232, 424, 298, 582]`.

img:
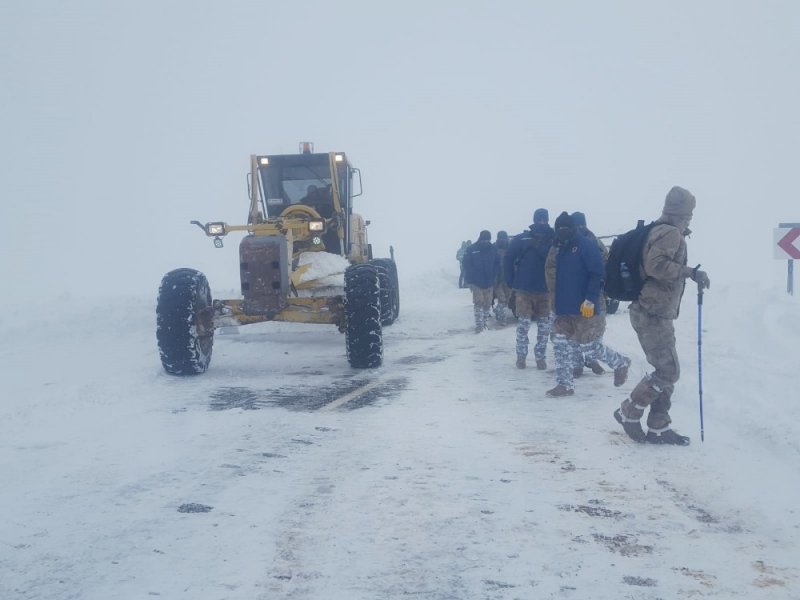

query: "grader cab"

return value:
[156, 143, 399, 375]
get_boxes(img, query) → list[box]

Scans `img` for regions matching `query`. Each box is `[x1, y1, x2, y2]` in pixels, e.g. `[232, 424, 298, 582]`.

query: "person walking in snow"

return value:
[504, 208, 554, 369]
[570, 211, 609, 377]
[456, 240, 471, 288]
[463, 230, 499, 333]
[613, 186, 710, 445]
[493, 231, 512, 324]
[545, 212, 631, 397]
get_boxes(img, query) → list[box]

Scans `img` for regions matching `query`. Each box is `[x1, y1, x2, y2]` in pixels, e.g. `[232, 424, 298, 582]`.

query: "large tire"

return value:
[344, 263, 383, 368]
[371, 258, 400, 325]
[375, 265, 393, 326]
[156, 268, 214, 375]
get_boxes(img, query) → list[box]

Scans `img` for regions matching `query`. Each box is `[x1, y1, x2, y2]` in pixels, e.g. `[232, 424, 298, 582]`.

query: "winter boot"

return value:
[586, 359, 605, 375]
[614, 357, 631, 387]
[546, 384, 574, 397]
[516, 355, 526, 369]
[536, 358, 547, 370]
[613, 408, 646, 443]
[646, 427, 690, 446]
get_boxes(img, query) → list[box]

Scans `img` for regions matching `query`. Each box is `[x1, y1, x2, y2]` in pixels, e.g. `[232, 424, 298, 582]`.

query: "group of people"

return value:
[458, 186, 711, 446]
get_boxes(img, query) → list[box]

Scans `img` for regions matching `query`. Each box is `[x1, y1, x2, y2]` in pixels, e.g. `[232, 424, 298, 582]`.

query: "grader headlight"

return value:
[206, 222, 226, 236]
[308, 220, 325, 232]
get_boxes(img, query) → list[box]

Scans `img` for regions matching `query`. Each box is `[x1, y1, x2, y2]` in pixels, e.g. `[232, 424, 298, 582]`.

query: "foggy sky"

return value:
[2, 1, 799, 302]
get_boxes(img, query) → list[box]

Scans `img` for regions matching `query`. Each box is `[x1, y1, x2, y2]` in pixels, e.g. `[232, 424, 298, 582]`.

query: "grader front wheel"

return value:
[156, 268, 215, 375]
[344, 264, 383, 368]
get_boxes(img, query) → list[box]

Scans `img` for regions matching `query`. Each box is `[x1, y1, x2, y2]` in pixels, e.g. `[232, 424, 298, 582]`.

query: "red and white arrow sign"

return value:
[775, 228, 800, 259]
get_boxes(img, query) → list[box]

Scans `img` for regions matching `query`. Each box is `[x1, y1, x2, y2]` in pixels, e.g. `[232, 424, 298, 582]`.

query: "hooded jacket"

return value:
[637, 218, 693, 319]
[503, 223, 554, 293]
[545, 232, 605, 316]
[463, 239, 499, 289]
[637, 187, 697, 319]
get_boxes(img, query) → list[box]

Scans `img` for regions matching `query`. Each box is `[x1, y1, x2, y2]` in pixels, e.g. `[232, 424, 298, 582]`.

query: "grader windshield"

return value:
[257, 153, 350, 219]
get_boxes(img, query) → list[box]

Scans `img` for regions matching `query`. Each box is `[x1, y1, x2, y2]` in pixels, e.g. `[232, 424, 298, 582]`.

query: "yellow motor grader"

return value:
[156, 143, 399, 374]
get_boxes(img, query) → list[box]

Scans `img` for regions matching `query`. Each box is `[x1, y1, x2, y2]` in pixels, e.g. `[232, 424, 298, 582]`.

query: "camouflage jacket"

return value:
[637, 218, 695, 319]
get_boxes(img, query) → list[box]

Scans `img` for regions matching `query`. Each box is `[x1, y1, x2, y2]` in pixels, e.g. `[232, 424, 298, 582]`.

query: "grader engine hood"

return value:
[240, 235, 290, 316]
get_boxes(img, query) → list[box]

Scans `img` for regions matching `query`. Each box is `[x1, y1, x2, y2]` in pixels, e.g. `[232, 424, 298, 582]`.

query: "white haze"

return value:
[2, 1, 799, 303]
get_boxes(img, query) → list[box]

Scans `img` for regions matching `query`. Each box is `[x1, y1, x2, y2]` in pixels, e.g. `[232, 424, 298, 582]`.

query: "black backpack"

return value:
[604, 220, 656, 301]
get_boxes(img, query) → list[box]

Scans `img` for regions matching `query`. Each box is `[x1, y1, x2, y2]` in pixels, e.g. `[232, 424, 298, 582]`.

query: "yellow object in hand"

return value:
[580, 300, 595, 318]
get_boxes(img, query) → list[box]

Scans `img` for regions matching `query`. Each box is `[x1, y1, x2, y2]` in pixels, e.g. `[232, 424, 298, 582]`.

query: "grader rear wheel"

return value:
[370, 258, 400, 326]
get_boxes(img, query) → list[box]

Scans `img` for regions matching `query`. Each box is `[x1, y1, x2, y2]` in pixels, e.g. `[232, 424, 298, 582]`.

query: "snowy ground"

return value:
[1, 264, 799, 599]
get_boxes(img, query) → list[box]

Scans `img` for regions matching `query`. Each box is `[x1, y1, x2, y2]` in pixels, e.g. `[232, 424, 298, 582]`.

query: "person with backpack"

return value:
[613, 186, 710, 446]
[463, 230, 499, 333]
[456, 240, 471, 288]
[544, 212, 631, 397]
[504, 209, 554, 369]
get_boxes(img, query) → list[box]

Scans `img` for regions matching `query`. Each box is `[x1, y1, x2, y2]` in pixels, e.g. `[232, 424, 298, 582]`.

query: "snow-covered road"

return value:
[2, 269, 798, 599]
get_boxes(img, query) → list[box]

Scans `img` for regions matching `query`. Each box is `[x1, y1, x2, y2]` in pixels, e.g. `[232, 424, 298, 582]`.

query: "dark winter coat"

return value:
[545, 233, 605, 316]
[503, 223, 554, 293]
[463, 240, 499, 289]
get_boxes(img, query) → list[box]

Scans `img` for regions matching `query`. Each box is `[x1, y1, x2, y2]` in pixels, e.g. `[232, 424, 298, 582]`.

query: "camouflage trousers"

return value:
[621, 302, 679, 429]
[552, 315, 628, 389]
[470, 286, 493, 329]
[570, 336, 612, 369]
[514, 291, 551, 358]
[516, 314, 553, 360]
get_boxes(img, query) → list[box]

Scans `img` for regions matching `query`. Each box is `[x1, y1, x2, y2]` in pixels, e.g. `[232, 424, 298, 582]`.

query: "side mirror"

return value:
[351, 168, 363, 198]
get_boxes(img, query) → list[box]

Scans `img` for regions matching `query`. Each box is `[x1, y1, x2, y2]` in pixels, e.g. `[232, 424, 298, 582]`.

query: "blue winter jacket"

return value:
[504, 223, 554, 293]
[552, 233, 605, 315]
[463, 240, 499, 289]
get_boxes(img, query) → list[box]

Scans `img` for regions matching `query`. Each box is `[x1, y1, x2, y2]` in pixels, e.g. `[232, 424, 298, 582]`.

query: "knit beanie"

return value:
[478, 230, 491, 241]
[662, 186, 696, 217]
[571, 211, 587, 228]
[554, 211, 574, 230]
[533, 208, 549, 223]
[497, 230, 508, 240]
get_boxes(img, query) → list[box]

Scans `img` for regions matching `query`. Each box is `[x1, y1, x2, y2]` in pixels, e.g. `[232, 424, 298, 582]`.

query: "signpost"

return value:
[775, 223, 800, 295]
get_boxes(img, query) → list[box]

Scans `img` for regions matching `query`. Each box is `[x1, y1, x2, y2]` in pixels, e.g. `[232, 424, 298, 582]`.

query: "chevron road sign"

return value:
[775, 227, 800, 259]
[776, 223, 800, 296]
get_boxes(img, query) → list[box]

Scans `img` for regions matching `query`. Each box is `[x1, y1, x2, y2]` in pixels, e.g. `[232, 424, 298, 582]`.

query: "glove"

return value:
[691, 267, 711, 290]
[580, 300, 595, 318]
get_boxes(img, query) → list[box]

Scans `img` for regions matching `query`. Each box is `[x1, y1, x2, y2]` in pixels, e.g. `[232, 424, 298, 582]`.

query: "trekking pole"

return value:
[697, 287, 705, 442]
